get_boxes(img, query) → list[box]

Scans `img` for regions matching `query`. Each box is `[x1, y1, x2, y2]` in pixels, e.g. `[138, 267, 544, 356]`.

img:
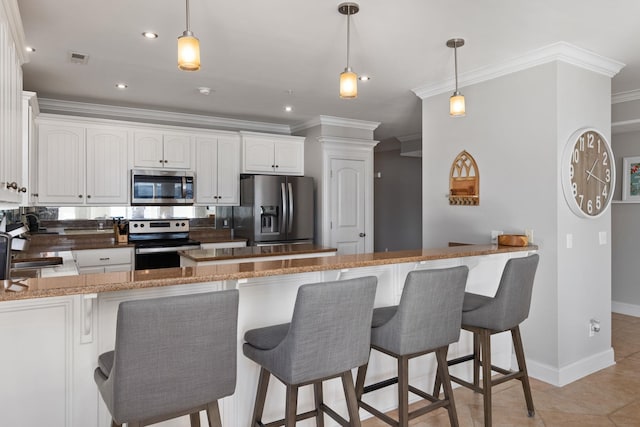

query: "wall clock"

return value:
[561, 128, 615, 218]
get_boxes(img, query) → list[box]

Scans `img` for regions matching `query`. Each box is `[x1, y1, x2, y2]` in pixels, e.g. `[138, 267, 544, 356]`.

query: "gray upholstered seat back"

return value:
[371, 266, 468, 355]
[101, 290, 239, 424]
[265, 276, 377, 385]
[463, 254, 539, 331]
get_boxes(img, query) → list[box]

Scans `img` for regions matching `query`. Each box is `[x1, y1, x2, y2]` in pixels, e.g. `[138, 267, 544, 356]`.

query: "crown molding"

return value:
[291, 115, 381, 133]
[413, 41, 625, 100]
[397, 133, 422, 143]
[317, 136, 379, 150]
[37, 98, 292, 134]
[612, 119, 640, 135]
[612, 89, 640, 105]
[1, 0, 27, 64]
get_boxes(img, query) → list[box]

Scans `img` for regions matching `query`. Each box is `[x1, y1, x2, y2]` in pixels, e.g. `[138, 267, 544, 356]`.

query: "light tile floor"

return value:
[362, 313, 640, 426]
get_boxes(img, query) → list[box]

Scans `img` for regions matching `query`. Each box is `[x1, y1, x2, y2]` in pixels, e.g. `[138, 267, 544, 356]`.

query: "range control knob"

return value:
[140, 224, 145, 228]
[176, 222, 180, 227]
[181, 222, 186, 227]
[133, 224, 138, 228]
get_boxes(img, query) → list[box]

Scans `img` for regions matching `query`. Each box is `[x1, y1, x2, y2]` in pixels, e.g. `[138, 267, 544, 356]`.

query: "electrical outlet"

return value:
[589, 319, 601, 337]
[491, 230, 503, 244]
[525, 229, 534, 243]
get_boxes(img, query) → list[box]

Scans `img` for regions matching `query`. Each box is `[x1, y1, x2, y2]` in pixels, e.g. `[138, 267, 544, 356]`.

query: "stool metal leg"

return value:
[480, 329, 492, 427]
[355, 362, 368, 401]
[206, 401, 223, 427]
[285, 384, 299, 427]
[341, 370, 361, 427]
[511, 326, 535, 417]
[251, 367, 271, 427]
[435, 347, 459, 427]
[473, 332, 481, 389]
[189, 412, 201, 427]
[314, 382, 325, 427]
[398, 355, 409, 427]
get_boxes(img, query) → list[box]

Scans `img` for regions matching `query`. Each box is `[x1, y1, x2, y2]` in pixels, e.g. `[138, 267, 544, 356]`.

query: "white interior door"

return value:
[330, 158, 366, 254]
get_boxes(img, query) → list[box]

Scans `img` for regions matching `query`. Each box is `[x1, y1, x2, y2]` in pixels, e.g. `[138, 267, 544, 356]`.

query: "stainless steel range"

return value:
[129, 219, 201, 270]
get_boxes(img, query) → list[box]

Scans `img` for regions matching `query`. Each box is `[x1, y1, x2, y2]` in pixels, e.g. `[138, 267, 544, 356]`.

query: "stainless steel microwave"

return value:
[131, 169, 195, 205]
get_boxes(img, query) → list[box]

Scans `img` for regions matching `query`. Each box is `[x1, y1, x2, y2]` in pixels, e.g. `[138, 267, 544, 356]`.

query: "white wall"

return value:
[611, 130, 640, 314]
[373, 149, 422, 251]
[421, 61, 614, 385]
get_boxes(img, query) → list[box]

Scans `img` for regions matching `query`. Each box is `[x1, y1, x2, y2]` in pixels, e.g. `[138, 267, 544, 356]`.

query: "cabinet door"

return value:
[133, 131, 164, 168]
[37, 124, 85, 205]
[163, 134, 192, 169]
[243, 138, 275, 173]
[216, 137, 240, 204]
[274, 139, 304, 175]
[195, 137, 219, 204]
[86, 128, 129, 204]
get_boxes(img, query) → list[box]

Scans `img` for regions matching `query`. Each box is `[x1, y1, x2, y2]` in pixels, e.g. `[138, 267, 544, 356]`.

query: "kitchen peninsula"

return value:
[0, 243, 536, 427]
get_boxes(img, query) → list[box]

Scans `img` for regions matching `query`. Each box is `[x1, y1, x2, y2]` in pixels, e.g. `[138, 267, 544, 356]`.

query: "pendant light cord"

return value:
[346, 7, 351, 70]
[185, 0, 191, 32]
[454, 45, 459, 92]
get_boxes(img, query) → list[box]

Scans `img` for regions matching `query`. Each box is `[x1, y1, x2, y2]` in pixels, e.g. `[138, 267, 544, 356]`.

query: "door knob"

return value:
[359, 232, 366, 237]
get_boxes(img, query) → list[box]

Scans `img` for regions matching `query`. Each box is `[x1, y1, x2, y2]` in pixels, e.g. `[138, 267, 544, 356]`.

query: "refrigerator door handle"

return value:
[281, 182, 288, 234]
[287, 182, 294, 233]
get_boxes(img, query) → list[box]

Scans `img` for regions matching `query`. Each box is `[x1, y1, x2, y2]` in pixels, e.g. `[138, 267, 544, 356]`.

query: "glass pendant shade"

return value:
[340, 68, 358, 98]
[178, 31, 200, 71]
[450, 92, 465, 116]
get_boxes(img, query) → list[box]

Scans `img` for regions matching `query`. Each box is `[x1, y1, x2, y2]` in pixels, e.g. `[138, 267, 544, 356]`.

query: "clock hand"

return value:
[585, 169, 607, 185]
[586, 159, 599, 181]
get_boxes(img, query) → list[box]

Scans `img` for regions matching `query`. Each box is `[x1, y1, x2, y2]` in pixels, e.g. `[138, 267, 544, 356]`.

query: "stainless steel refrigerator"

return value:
[233, 175, 314, 245]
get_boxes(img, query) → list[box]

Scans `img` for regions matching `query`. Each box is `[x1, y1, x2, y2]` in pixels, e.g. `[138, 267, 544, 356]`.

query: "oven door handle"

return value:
[135, 245, 201, 254]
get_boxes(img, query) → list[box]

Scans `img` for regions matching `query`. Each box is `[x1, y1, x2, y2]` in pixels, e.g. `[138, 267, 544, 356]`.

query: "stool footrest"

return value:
[363, 377, 398, 394]
[320, 403, 350, 427]
[447, 353, 475, 366]
[358, 400, 398, 427]
[260, 409, 317, 427]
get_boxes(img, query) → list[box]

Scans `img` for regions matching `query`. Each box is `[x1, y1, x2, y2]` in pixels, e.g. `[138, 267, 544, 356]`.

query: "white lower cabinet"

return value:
[73, 247, 134, 274]
[0, 295, 99, 427]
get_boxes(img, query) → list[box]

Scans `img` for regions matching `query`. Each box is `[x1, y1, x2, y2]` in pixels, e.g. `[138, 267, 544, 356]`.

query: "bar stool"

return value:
[355, 266, 469, 427]
[435, 254, 539, 427]
[243, 276, 377, 427]
[94, 290, 239, 427]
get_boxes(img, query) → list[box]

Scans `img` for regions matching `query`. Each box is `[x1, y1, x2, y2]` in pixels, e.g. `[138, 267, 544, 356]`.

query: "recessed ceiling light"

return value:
[284, 106, 293, 112]
[359, 75, 371, 81]
[115, 83, 128, 89]
[142, 31, 158, 39]
[198, 87, 211, 95]
[25, 46, 36, 53]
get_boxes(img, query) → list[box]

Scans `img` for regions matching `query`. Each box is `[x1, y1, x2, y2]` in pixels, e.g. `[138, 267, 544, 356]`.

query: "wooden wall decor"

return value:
[449, 150, 479, 205]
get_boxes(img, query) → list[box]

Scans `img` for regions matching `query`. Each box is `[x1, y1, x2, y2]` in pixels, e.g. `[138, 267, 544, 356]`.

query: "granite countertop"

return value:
[179, 244, 336, 262]
[0, 244, 537, 302]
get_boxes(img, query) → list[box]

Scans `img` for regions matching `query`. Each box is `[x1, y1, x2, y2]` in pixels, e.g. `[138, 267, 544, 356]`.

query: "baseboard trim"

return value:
[522, 348, 615, 387]
[612, 301, 640, 317]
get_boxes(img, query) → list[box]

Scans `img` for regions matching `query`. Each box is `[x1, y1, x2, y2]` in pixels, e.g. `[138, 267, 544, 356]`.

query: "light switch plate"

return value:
[599, 231, 607, 245]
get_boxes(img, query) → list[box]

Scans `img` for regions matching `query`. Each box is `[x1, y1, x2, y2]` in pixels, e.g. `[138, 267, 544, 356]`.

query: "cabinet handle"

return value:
[271, 165, 275, 168]
[359, 232, 366, 237]
[18, 187, 27, 193]
[78, 195, 83, 198]
[99, 257, 110, 261]
[159, 159, 163, 163]
[87, 195, 91, 198]
[32, 193, 39, 197]
[275, 165, 279, 168]
[164, 160, 168, 163]
[6, 182, 18, 190]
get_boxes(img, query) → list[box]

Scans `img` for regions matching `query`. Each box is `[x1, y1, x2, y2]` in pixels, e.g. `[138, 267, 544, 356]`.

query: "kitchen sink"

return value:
[11, 256, 63, 269]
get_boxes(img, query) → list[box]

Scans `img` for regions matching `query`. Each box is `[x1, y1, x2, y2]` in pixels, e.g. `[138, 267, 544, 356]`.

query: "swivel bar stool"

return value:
[94, 290, 239, 427]
[356, 266, 469, 427]
[243, 276, 377, 427]
[435, 254, 539, 427]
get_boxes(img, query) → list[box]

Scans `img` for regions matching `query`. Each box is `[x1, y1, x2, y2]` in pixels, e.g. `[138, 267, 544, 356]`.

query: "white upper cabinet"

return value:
[195, 135, 240, 205]
[37, 123, 86, 205]
[0, 15, 25, 204]
[241, 132, 304, 175]
[134, 131, 192, 169]
[36, 120, 130, 206]
[86, 127, 129, 204]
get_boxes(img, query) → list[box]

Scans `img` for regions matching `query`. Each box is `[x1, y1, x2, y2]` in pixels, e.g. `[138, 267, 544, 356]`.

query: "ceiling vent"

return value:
[68, 51, 89, 64]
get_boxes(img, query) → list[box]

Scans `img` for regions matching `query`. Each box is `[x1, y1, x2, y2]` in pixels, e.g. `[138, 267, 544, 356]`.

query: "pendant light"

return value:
[338, 3, 359, 99]
[178, 0, 200, 71]
[447, 38, 465, 117]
